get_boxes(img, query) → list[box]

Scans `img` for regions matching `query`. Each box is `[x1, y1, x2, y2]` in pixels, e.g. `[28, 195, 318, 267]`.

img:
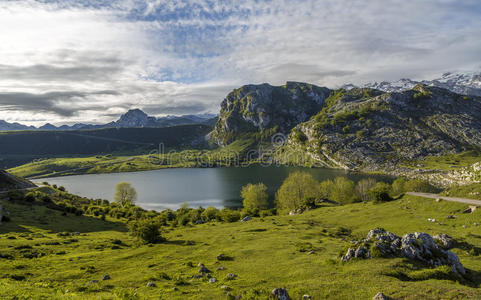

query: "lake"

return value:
[34, 166, 393, 210]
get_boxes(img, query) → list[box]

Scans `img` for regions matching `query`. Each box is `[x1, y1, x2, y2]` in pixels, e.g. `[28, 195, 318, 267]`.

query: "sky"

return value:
[0, 0, 480, 126]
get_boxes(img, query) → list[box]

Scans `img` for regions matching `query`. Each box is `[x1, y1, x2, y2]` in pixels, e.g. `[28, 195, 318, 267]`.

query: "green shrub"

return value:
[404, 179, 437, 193]
[330, 177, 359, 204]
[221, 209, 241, 222]
[201, 207, 220, 222]
[129, 219, 165, 244]
[368, 182, 393, 203]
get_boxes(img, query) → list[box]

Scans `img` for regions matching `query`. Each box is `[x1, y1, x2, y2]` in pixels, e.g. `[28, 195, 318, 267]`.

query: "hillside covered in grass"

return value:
[1, 185, 481, 299]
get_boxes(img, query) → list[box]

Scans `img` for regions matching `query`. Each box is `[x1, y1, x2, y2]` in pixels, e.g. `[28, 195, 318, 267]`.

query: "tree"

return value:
[391, 177, 407, 196]
[330, 177, 358, 204]
[319, 179, 334, 200]
[356, 178, 377, 202]
[114, 182, 137, 207]
[241, 183, 269, 212]
[276, 172, 319, 210]
[404, 179, 436, 193]
[368, 182, 393, 203]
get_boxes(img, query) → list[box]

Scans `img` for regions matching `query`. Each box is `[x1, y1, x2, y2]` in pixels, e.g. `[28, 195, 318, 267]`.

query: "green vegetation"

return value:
[241, 183, 269, 213]
[275, 172, 319, 210]
[114, 182, 137, 207]
[1, 186, 481, 299]
[401, 150, 481, 171]
[442, 183, 481, 200]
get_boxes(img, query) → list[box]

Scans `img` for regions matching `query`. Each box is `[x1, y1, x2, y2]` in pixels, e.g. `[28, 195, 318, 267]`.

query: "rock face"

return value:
[342, 229, 466, 276]
[284, 85, 481, 173]
[210, 82, 331, 145]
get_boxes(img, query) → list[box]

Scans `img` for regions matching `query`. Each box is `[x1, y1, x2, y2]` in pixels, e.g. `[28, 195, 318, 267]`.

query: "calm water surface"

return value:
[34, 166, 392, 210]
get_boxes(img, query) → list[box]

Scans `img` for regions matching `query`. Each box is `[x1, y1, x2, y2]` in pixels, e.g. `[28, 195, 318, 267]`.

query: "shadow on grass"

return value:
[0, 202, 127, 234]
[383, 259, 481, 288]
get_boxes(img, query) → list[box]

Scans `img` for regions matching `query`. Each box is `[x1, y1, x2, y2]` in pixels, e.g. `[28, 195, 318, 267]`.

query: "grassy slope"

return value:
[8, 138, 258, 179]
[1, 195, 481, 299]
[400, 150, 481, 171]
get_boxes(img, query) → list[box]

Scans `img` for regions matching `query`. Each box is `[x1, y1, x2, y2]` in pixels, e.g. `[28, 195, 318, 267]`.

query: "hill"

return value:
[0, 170, 35, 192]
[0, 187, 480, 299]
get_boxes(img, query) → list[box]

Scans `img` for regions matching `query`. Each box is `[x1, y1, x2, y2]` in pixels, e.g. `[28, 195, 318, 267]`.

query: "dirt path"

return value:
[406, 192, 481, 206]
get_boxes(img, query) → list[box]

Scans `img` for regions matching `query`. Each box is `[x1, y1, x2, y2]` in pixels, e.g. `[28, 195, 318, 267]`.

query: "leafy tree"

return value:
[368, 182, 393, 203]
[319, 179, 334, 200]
[276, 172, 319, 210]
[114, 182, 137, 207]
[404, 179, 436, 193]
[391, 177, 407, 196]
[241, 183, 269, 212]
[356, 178, 377, 202]
[330, 177, 358, 204]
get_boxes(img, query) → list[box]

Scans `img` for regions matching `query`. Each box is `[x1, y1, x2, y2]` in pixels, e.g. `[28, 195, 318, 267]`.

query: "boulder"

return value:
[199, 266, 210, 273]
[433, 233, 455, 249]
[209, 277, 217, 283]
[373, 292, 388, 300]
[271, 288, 290, 300]
[342, 229, 466, 276]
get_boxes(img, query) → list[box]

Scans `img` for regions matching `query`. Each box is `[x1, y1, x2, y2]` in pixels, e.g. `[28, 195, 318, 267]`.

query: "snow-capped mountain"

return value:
[359, 71, 481, 96]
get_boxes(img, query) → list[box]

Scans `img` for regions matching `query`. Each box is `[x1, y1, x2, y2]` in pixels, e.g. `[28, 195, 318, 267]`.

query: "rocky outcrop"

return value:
[210, 82, 331, 145]
[342, 229, 466, 277]
[284, 85, 481, 175]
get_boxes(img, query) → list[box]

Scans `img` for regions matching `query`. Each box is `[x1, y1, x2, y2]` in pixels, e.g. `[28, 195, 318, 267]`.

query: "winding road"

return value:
[406, 192, 481, 206]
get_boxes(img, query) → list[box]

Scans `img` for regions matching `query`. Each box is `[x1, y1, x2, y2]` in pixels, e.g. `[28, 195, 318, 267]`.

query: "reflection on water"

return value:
[34, 166, 393, 211]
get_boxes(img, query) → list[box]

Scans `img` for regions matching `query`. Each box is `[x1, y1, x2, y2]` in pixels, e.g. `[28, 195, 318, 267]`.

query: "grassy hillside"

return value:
[0, 125, 211, 169]
[1, 192, 481, 299]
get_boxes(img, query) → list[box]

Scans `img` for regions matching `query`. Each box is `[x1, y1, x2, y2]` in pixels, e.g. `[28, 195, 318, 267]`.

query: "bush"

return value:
[221, 209, 241, 222]
[201, 207, 220, 222]
[356, 178, 377, 202]
[129, 219, 165, 244]
[276, 172, 319, 210]
[368, 182, 393, 203]
[391, 177, 407, 196]
[330, 177, 358, 204]
[404, 179, 437, 193]
[241, 183, 269, 212]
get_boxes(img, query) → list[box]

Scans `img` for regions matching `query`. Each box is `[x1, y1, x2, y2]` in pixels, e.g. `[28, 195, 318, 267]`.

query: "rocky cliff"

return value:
[210, 82, 331, 145]
[283, 85, 481, 173]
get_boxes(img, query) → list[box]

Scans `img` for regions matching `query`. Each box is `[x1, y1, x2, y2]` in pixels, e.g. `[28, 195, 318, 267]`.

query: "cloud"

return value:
[0, 0, 480, 125]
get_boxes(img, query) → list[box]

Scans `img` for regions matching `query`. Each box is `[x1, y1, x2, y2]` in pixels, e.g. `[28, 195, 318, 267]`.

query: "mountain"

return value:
[0, 170, 35, 191]
[282, 85, 481, 172]
[360, 71, 481, 96]
[210, 81, 331, 145]
[0, 109, 217, 132]
[0, 120, 35, 131]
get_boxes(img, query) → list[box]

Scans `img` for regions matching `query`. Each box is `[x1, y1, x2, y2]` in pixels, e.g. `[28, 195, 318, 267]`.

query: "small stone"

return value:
[102, 274, 111, 280]
[199, 265, 210, 273]
[427, 218, 436, 222]
[221, 285, 230, 290]
[302, 295, 312, 300]
[217, 266, 225, 271]
[463, 225, 467, 228]
[197, 262, 204, 267]
[446, 215, 456, 219]
[173, 287, 178, 291]
[373, 292, 388, 300]
[226, 273, 237, 280]
[146, 282, 156, 287]
[217, 253, 226, 260]
[185, 240, 194, 245]
[241, 216, 251, 222]
[192, 274, 203, 279]
[307, 250, 315, 255]
[209, 277, 217, 283]
[90, 280, 99, 284]
[271, 288, 290, 300]
[474, 222, 479, 226]
[436, 198, 441, 202]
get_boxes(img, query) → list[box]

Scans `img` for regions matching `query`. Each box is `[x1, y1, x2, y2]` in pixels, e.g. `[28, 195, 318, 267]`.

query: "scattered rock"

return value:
[474, 222, 479, 226]
[342, 228, 466, 276]
[146, 282, 156, 287]
[221, 285, 230, 290]
[199, 265, 210, 273]
[217, 253, 226, 260]
[463, 206, 477, 214]
[173, 287, 178, 291]
[90, 280, 99, 284]
[436, 198, 442, 202]
[433, 233, 455, 249]
[226, 273, 237, 280]
[209, 277, 217, 283]
[427, 218, 436, 222]
[373, 292, 388, 300]
[302, 295, 312, 299]
[194, 219, 205, 225]
[185, 240, 194, 245]
[217, 266, 225, 271]
[192, 274, 203, 279]
[197, 262, 204, 267]
[102, 274, 111, 280]
[307, 250, 315, 255]
[446, 215, 456, 219]
[241, 216, 252, 222]
[271, 288, 290, 300]
[289, 208, 304, 215]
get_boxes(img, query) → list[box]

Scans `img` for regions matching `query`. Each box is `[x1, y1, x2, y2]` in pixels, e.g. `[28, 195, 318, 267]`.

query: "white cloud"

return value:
[0, 0, 480, 125]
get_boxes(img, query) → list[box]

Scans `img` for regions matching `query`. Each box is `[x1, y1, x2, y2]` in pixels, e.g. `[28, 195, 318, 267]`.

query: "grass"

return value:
[442, 183, 481, 200]
[400, 150, 481, 171]
[1, 195, 481, 299]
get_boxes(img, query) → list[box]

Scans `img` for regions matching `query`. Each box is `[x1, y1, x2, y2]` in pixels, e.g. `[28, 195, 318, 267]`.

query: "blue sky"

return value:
[0, 0, 480, 125]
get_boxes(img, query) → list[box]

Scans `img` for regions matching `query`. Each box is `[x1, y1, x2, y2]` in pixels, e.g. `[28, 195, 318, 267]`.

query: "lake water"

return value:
[34, 166, 393, 211]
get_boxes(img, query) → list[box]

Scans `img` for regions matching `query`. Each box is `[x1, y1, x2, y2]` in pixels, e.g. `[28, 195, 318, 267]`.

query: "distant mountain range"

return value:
[345, 71, 481, 96]
[0, 109, 217, 132]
